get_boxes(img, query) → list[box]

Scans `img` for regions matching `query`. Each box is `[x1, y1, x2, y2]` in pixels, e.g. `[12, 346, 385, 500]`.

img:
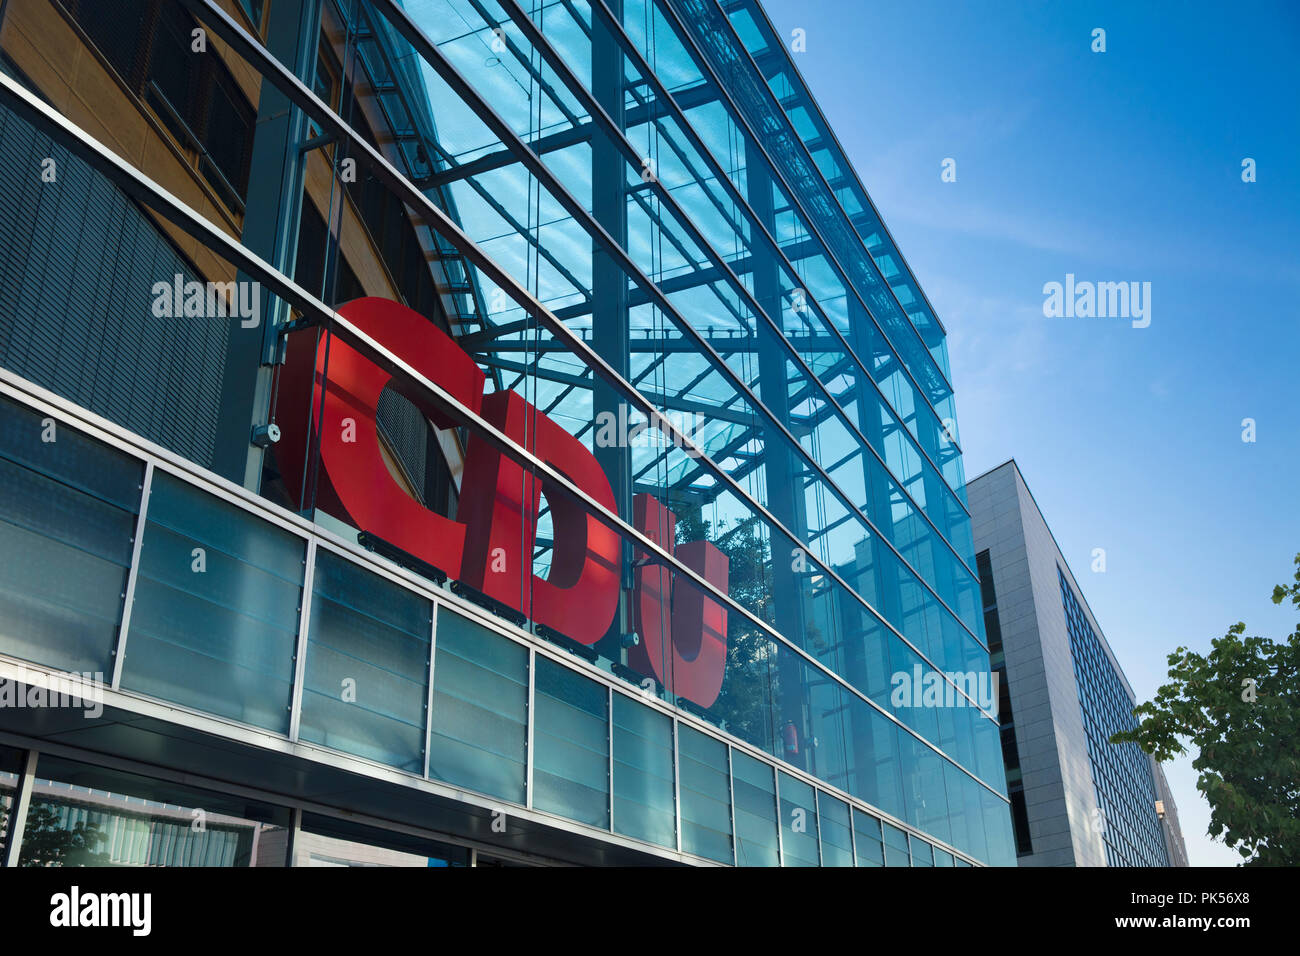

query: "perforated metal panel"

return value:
[0, 100, 229, 468]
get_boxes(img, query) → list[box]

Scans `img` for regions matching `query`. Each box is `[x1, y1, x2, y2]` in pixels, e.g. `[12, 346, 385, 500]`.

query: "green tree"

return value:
[1110, 553, 1300, 865]
[18, 802, 110, 867]
[669, 500, 779, 751]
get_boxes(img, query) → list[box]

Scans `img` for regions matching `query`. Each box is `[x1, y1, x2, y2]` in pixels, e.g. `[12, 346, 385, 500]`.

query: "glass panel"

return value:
[299, 550, 432, 772]
[731, 749, 779, 866]
[852, 808, 883, 867]
[817, 791, 854, 867]
[882, 820, 911, 867]
[677, 724, 733, 864]
[236, 0, 264, 29]
[122, 472, 304, 733]
[777, 771, 819, 866]
[946, 760, 987, 865]
[428, 608, 528, 803]
[612, 692, 675, 848]
[933, 847, 954, 867]
[910, 836, 934, 867]
[982, 787, 1017, 868]
[297, 812, 469, 867]
[533, 656, 610, 829]
[0, 100, 235, 472]
[0, 395, 141, 674]
[17, 754, 290, 866]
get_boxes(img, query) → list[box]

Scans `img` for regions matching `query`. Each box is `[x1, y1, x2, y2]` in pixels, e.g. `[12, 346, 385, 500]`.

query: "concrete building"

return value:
[968, 460, 1186, 867]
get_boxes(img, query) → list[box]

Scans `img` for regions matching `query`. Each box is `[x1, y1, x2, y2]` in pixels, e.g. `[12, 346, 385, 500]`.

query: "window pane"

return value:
[853, 808, 883, 867]
[17, 754, 290, 866]
[612, 693, 675, 848]
[0, 102, 231, 468]
[817, 791, 854, 867]
[122, 472, 303, 733]
[0, 396, 141, 674]
[678, 724, 732, 864]
[428, 608, 527, 803]
[533, 657, 609, 829]
[732, 750, 779, 867]
[237, 0, 264, 29]
[883, 821, 912, 866]
[299, 550, 432, 772]
[911, 836, 934, 866]
[778, 772, 819, 866]
[933, 847, 955, 866]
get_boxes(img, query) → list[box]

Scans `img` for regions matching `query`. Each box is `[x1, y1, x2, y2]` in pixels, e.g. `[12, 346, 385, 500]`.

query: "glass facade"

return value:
[0, 0, 1012, 865]
[1060, 568, 1170, 867]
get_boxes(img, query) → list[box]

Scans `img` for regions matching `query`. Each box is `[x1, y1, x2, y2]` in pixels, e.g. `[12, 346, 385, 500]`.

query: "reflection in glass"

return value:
[16, 755, 289, 867]
[299, 550, 432, 772]
[0, 396, 141, 675]
[612, 693, 675, 849]
[678, 725, 733, 864]
[122, 472, 304, 732]
[533, 657, 610, 829]
[428, 608, 528, 803]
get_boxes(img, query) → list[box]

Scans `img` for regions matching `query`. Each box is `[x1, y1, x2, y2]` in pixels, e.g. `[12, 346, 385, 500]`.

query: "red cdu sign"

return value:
[275, 297, 728, 707]
[630, 495, 729, 708]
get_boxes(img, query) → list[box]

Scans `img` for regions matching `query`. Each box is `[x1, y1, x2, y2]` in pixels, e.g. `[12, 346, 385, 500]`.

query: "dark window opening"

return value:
[63, 0, 256, 210]
[1010, 787, 1033, 856]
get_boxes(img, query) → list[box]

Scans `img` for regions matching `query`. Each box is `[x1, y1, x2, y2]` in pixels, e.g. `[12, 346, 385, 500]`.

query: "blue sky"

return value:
[761, 0, 1300, 865]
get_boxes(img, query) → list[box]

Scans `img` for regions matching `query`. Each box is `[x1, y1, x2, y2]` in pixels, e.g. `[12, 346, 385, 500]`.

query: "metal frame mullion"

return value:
[592, 0, 971, 511]
[489, 0, 985, 640]
[728, 0, 955, 350]
[525, 645, 536, 809]
[591, 0, 969, 498]
[623, 186, 752, 332]
[424, 140, 592, 305]
[423, 602, 438, 780]
[772, 762, 785, 867]
[111, 460, 154, 690]
[607, 684, 614, 834]
[461, 0, 584, 128]
[726, 745, 737, 866]
[694, 0, 958, 404]
[848, 795, 860, 867]
[1, 749, 37, 867]
[813, 787, 824, 867]
[671, 717, 682, 854]
[666, 0, 955, 410]
[288, 537, 317, 743]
